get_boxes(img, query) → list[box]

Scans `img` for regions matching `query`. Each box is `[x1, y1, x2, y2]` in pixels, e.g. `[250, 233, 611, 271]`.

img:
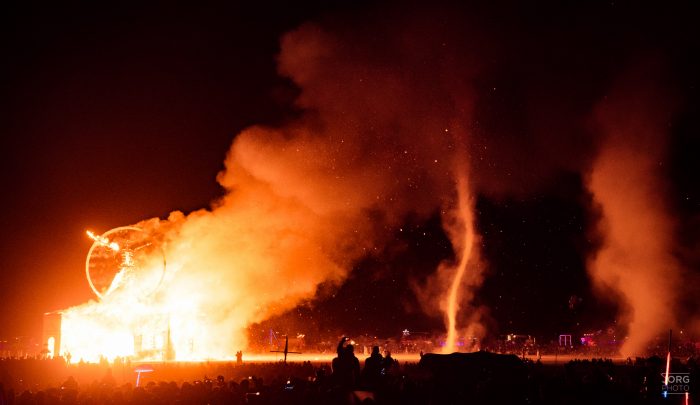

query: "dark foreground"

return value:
[1, 352, 697, 404]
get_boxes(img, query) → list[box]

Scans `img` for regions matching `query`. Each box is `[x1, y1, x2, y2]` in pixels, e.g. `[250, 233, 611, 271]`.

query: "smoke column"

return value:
[587, 66, 680, 355]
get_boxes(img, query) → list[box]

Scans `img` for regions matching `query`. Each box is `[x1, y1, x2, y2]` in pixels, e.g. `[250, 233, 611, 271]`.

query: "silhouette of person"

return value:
[382, 350, 396, 373]
[336, 337, 349, 357]
[236, 350, 243, 365]
[331, 337, 361, 391]
[361, 345, 384, 389]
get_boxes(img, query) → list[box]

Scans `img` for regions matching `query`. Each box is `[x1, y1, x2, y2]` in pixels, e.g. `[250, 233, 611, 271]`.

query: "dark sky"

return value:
[1, 1, 698, 344]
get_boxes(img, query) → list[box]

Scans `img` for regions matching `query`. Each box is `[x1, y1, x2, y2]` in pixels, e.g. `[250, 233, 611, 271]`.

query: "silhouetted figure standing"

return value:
[382, 350, 396, 374]
[361, 346, 384, 389]
[236, 350, 243, 365]
[331, 337, 361, 392]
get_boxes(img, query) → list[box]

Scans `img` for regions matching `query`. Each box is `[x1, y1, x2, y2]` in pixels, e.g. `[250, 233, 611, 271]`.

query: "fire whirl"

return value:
[442, 165, 482, 353]
[442, 174, 478, 353]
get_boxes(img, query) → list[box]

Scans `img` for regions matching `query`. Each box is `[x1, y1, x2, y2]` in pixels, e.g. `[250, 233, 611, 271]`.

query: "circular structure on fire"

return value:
[85, 226, 166, 300]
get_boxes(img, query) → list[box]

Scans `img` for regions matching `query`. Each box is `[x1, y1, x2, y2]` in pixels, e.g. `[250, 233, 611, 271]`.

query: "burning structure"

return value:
[45, 227, 174, 362]
[35, 5, 697, 363]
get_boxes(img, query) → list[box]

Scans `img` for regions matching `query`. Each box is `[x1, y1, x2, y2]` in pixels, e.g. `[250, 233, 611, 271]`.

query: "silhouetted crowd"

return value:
[1, 340, 698, 404]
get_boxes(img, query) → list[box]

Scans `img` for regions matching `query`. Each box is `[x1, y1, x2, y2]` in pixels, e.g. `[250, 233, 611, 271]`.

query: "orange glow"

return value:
[59, 226, 248, 363]
[59, 281, 248, 363]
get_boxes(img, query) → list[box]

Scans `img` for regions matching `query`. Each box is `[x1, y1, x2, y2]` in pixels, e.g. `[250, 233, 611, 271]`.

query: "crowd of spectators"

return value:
[1, 340, 698, 404]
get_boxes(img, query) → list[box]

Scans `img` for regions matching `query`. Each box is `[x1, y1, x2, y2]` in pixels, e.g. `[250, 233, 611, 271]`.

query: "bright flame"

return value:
[664, 350, 671, 387]
[47, 337, 55, 358]
[60, 246, 246, 363]
[86, 230, 120, 252]
[60, 295, 244, 363]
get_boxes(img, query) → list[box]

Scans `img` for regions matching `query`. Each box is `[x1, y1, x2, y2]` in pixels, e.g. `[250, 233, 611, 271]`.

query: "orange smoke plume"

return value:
[587, 64, 680, 356]
[60, 15, 488, 361]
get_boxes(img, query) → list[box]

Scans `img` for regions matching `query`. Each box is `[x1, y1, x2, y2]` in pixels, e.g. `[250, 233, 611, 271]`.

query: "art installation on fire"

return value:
[44, 227, 174, 362]
[37, 8, 692, 364]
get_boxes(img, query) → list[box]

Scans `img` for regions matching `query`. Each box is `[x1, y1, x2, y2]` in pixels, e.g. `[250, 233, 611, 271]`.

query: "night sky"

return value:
[1, 1, 698, 346]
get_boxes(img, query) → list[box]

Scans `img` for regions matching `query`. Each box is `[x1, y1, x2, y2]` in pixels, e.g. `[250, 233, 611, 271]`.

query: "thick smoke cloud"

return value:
[132, 11, 489, 355]
[586, 63, 681, 356]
